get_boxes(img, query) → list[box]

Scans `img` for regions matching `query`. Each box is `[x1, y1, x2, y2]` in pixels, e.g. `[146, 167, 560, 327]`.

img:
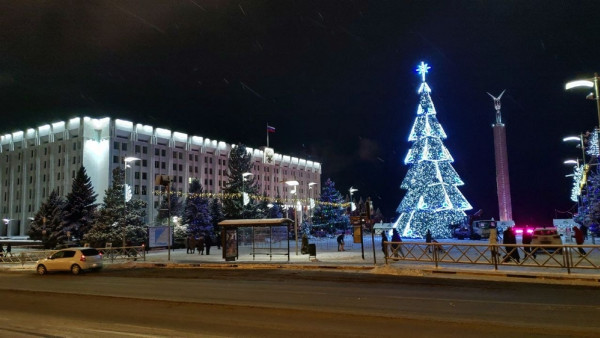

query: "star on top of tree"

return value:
[416, 61, 431, 82]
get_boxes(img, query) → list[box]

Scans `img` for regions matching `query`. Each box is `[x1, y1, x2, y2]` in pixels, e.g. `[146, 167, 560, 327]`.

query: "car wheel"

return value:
[71, 264, 82, 275]
[36, 265, 47, 275]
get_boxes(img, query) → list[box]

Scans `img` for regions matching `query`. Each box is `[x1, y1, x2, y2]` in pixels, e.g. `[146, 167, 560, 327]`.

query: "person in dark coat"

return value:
[391, 228, 404, 257]
[216, 233, 222, 249]
[381, 232, 388, 257]
[205, 233, 212, 255]
[186, 235, 192, 254]
[425, 229, 432, 253]
[502, 227, 520, 263]
[6, 243, 11, 257]
[522, 229, 535, 259]
[573, 226, 586, 255]
[337, 234, 345, 251]
[197, 236, 205, 255]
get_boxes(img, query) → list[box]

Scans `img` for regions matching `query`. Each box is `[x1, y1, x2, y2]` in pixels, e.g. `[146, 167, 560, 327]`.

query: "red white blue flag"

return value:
[267, 125, 276, 133]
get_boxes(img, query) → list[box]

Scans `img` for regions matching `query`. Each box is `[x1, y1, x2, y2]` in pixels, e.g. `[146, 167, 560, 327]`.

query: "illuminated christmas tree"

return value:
[394, 62, 472, 238]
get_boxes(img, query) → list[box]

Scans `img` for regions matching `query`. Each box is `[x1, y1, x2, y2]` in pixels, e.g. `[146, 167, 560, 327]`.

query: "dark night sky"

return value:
[1, 1, 600, 225]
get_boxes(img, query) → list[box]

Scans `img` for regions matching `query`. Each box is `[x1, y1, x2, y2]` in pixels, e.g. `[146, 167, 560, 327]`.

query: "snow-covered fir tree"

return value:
[222, 143, 260, 219]
[394, 62, 472, 238]
[155, 185, 183, 225]
[183, 179, 212, 236]
[62, 166, 98, 241]
[84, 167, 147, 247]
[210, 198, 225, 235]
[28, 189, 65, 249]
[312, 178, 349, 234]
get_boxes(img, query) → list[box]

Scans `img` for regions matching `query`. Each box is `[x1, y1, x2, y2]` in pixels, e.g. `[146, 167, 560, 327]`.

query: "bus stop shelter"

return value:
[218, 218, 293, 262]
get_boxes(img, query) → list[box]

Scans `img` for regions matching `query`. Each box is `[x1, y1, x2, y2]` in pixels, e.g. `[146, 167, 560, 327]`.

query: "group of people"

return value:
[185, 233, 221, 255]
[490, 224, 589, 263]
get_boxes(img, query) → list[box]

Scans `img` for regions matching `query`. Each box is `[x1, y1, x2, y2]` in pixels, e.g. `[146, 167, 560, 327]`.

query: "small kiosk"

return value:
[218, 218, 293, 262]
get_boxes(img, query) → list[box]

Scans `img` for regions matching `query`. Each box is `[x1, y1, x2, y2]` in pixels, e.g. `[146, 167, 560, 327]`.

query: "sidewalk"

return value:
[3, 240, 600, 286]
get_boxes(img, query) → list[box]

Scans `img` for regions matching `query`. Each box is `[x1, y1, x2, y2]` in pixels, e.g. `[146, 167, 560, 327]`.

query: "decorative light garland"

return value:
[151, 189, 350, 208]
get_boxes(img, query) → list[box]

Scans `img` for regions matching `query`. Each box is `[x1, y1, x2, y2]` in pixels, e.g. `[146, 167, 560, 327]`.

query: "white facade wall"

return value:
[0, 117, 321, 237]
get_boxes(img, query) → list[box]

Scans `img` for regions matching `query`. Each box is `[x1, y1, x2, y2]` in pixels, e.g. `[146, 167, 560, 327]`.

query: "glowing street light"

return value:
[285, 180, 300, 255]
[563, 159, 579, 166]
[566, 74, 600, 135]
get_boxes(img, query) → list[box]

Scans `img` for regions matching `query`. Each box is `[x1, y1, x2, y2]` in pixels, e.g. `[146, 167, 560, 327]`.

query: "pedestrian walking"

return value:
[425, 229, 432, 253]
[6, 243, 11, 257]
[522, 229, 535, 259]
[489, 226, 499, 261]
[337, 233, 345, 251]
[573, 226, 586, 256]
[391, 228, 404, 258]
[205, 233, 212, 255]
[189, 236, 196, 254]
[186, 235, 192, 254]
[381, 232, 388, 257]
[502, 227, 520, 263]
[197, 236, 205, 255]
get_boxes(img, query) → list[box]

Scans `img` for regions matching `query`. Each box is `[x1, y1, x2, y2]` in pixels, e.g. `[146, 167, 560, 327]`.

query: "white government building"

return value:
[0, 117, 321, 237]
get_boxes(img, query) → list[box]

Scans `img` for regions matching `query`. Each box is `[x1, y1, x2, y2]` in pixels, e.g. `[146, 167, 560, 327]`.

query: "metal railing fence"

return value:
[384, 241, 600, 273]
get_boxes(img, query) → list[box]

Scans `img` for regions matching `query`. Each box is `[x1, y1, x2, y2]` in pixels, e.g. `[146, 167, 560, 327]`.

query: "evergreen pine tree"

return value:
[222, 143, 259, 218]
[395, 62, 472, 238]
[267, 193, 284, 218]
[84, 167, 147, 247]
[62, 166, 98, 241]
[28, 189, 65, 249]
[312, 178, 348, 234]
[210, 198, 225, 236]
[183, 179, 213, 236]
[155, 185, 183, 225]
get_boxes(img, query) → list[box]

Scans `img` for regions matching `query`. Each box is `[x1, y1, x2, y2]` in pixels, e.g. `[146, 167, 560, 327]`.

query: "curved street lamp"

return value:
[566, 74, 600, 131]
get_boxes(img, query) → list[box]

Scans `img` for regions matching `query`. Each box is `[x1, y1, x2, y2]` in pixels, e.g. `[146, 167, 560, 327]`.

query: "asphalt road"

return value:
[0, 267, 598, 337]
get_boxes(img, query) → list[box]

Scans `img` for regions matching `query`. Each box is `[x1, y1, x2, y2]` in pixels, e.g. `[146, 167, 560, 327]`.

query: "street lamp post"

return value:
[285, 180, 300, 255]
[566, 75, 600, 154]
[308, 182, 317, 224]
[122, 157, 141, 248]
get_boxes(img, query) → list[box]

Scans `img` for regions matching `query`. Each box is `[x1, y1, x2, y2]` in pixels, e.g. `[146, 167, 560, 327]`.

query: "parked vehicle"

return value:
[36, 247, 103, 275]
[512, 225, 534, 236]
[531, 227, 562, 253]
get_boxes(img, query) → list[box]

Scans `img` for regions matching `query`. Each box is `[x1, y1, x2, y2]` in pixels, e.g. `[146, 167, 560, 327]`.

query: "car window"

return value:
[63, 251, 76, 258]
[51, 251, 65, 259]
[81, 249, 99, 256]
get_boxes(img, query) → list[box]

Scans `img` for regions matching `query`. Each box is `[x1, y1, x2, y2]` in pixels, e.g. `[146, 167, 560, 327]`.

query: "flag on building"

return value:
[267, 125, 276, 133]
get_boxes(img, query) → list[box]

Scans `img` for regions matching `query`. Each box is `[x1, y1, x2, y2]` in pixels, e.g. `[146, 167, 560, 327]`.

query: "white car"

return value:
[36, 247, 103, 275]
[531, 227, 563, 252]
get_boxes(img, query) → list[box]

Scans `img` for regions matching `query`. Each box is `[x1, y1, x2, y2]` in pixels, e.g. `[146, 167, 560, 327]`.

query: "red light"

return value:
[526, 229, 534, 234]
[515, 229, 523, 234]
[80, 254, 86, 262]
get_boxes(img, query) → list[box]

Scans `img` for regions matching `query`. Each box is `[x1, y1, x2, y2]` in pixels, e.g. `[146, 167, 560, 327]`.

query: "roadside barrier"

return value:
[383, 241, 600, 274]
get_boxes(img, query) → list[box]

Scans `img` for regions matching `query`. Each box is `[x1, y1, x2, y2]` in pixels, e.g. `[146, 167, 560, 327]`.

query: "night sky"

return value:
[2, 1, 600, 225]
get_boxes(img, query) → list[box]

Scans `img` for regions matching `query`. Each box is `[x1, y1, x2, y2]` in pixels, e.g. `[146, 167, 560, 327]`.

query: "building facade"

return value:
[0, 117, 321, 237]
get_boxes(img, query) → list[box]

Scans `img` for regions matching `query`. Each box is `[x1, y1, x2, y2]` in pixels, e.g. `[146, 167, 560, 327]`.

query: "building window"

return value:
[155, 161, 159, 168]
[135, 145, 140, 153]
[189, 154, 193, 161]
[155, 148, 160, 156]
[135, 172, 140, 179]
[179, 152, 182, 160]
[122, 143, 127, 151]
[134, 185, 139, 195]
[161, 149, 166, 156]
[142, 173, 147, 179]
[142, 159, 147, 167]
[179, 164, 183, 171]
[113, 156, 119, 164]
[173, 163, 177, 170]
[143, 146, 147, 154]
[161, 162, 166, 169]
[114, 142, 119, 150]
[142, 185, 147, 195]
